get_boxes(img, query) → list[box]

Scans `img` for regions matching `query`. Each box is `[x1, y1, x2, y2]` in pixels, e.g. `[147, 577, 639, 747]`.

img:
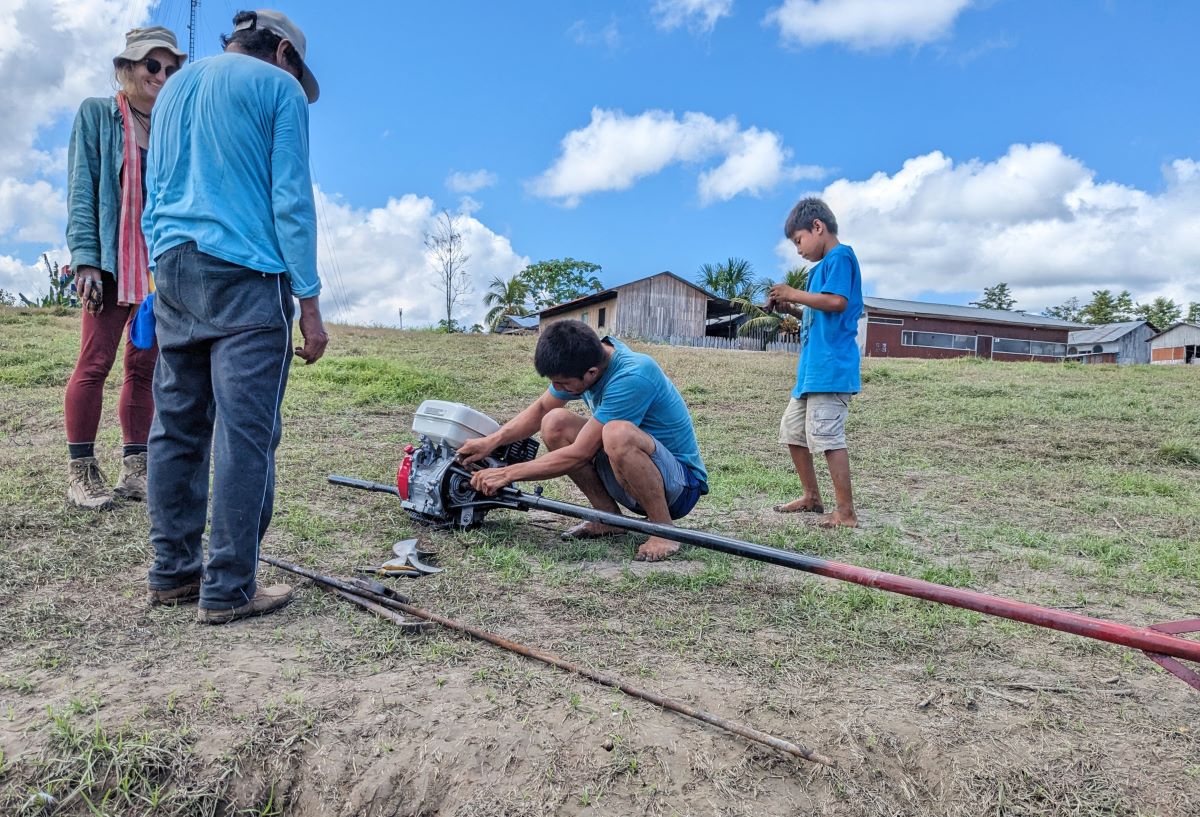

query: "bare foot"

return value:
[773, 497, 825, 514]
[816, 510, 858, 529]
[634, 536, 680, 562]
[560, 521, 626, 541]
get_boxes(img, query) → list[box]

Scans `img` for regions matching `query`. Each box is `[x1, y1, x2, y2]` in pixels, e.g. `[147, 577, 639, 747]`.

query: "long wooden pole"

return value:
[261, 555, 833, 766]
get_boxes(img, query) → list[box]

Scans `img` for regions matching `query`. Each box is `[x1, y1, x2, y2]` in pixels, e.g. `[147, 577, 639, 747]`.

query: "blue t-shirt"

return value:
[794, 243, 863, 398]
[548, 337, 708, 492]
[142, 54, 320, 298]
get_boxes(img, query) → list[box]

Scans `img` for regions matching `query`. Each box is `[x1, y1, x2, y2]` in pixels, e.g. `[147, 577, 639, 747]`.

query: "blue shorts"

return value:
[594, 436, 704, 520]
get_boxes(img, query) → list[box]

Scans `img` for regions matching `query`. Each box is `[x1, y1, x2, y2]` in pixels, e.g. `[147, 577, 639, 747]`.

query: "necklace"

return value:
[127, 104, 151, 133]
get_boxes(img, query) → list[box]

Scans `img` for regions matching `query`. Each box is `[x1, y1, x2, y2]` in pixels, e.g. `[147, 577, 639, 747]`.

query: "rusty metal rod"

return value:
[261, 554, 832, 766]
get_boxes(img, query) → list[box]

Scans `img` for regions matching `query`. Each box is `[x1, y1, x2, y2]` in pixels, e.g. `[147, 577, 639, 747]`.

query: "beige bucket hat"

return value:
[234, 9, 319, 103]
[113, 26, 187, 66]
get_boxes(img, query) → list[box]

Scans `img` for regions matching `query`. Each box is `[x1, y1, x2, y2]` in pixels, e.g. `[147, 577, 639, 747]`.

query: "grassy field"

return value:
[1, 306, 1198, 816]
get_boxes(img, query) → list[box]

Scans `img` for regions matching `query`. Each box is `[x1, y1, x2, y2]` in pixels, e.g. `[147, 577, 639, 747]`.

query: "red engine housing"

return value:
[396, 445, 415, 500]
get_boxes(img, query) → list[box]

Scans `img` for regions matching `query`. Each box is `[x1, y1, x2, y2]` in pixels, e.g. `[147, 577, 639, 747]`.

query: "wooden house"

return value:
[1149, 323, 1200, 365]
[537, 272, 740, 340]
[1065, 321, 1156, 364]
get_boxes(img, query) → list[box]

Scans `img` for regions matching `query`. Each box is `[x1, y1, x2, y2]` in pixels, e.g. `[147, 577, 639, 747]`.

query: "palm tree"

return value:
[731, 266, 808, 344]
[483, 275, 531, 331]
[696, 257, 761, 301]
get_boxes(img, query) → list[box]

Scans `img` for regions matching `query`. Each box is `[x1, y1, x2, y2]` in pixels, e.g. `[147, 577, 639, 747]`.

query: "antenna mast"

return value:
[188, 0, 201, 58]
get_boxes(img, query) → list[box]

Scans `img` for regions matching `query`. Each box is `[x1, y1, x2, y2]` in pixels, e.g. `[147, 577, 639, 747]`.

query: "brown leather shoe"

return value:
[67, 457, 114, 511]
[196, 584, 294, 625]
[114, 452, 148, 501]
[148, 582, 201, 607]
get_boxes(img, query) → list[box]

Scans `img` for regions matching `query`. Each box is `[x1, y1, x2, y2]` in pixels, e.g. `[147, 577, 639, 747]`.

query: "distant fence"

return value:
[625, 332, 802, 355]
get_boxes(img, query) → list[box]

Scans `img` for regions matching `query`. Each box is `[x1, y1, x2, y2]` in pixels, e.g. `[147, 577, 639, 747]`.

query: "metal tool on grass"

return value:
[356, 562, 422, 579]
[260, 554, 831, 766]
[391, 538, 443, 574]
[329, 400, 1200, 693]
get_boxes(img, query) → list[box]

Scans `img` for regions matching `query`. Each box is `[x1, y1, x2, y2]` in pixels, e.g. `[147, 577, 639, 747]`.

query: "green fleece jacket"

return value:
[66, 96, 126, 276]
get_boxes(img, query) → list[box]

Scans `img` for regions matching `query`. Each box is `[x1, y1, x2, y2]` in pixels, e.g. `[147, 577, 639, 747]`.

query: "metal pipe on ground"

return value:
[260, 554, 833, 766]
[326, 475, 1200, 690]
[508, 490, 1200, 686]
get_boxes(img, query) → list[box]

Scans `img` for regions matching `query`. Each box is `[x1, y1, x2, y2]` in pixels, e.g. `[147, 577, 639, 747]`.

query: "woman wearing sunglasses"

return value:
[63, 27, 185, 510]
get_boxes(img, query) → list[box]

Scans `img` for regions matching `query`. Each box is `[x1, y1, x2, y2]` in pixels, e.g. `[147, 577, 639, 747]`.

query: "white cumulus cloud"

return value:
[0, 0, 528, 331]
[699, 128, 824, 204]
[0, 178, 67, 243]
[766, 0, 973, 50]
[0, 0, 152, 295]
[312, 189, 528, 330]
[652, 0, 734, 34]
[775, 143, 1200, 310]
[530, 107, 821, 207]
[0, 0, 150, 178]
[445, 169, 498, 194]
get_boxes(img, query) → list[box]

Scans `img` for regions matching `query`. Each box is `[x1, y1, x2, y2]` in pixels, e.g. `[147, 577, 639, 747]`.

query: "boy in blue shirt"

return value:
[766, 198, 863, 528]
[459, 320, 707, 561]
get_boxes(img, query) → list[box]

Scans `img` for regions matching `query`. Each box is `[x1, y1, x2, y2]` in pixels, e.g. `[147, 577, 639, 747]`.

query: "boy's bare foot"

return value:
[634, 536, 680, 561]
[816, 510, 858, 529]
[560, 521, 626, 541]
[773, 497, 825, 514]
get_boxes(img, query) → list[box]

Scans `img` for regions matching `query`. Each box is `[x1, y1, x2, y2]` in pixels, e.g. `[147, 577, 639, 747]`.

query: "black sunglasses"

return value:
[142, 57, 179, 78]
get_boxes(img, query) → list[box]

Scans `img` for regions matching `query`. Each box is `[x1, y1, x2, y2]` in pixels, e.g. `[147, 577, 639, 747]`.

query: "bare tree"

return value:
[425, 210, 472, 332]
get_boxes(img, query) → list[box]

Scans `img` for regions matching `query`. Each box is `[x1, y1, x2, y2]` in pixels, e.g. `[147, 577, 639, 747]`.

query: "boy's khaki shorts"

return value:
[779, 393, 851, 452]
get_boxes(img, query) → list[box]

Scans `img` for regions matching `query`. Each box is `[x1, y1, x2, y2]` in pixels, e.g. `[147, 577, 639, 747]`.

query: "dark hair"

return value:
[535, 320, 604, 379]
[220, 11, 303, 79]
[784, 197, 838, 237]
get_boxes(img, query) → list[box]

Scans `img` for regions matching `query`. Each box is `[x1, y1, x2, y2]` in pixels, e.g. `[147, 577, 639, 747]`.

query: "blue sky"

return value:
[3, 1, 1198, 327]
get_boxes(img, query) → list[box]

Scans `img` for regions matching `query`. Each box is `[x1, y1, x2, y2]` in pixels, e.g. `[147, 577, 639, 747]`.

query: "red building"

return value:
[859, 297, 1086, 362]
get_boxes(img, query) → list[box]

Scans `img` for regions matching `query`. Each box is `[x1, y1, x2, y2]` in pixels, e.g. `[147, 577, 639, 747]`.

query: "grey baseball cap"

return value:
[234, 9, 319, 103]
[113, 26, 187, 66]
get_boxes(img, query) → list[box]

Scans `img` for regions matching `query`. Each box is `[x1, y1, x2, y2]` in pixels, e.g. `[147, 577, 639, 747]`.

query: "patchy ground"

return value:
[1, 310, 1199, 816]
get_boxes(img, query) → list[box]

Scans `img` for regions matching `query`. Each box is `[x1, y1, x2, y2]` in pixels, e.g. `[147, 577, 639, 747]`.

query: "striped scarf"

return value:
[115, 92, 151, 306]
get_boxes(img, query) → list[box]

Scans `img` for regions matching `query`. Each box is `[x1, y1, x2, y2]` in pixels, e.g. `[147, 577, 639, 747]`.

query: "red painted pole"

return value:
[327, 473, 1200, 688]
[519, 492, 1200, 670]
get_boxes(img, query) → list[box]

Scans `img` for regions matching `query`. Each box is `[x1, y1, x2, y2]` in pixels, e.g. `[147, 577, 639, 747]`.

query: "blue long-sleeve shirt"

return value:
[142, 53, 320, 298]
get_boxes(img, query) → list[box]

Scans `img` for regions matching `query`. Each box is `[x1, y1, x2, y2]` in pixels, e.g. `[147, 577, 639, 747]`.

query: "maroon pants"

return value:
[64, 271, 158, 445]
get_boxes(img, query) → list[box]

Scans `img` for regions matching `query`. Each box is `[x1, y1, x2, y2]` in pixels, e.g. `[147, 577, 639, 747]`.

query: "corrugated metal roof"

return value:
[864, 297, 1086, 329]
[1067, 321, 1147, 344]
[510, 314, 540, 328]
[538, 271, 725, 318]
[1148, 322, 1200, 341]
[537, 288, 617, 317]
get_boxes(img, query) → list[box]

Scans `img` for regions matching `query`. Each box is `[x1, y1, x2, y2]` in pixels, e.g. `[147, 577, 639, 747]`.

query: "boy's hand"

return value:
[769, 284, 802, 304]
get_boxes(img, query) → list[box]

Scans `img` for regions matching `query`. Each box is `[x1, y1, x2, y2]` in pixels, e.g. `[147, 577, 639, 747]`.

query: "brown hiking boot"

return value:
[67, 457, 114, 511]
[196, 584, 294, 625]
[147, 582, 201, 607]
[114, 452, 148, 501]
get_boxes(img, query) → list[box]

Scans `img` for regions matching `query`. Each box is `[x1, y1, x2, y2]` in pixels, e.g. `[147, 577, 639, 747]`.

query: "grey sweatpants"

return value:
[146, 242, 294, 610]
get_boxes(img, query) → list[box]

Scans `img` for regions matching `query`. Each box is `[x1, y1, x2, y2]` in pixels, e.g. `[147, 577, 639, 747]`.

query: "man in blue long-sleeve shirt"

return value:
[143, 9, 327, 624]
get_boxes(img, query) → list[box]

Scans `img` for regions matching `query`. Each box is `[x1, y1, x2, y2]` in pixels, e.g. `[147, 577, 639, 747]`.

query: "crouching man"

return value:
[458, 320, 708, 561]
